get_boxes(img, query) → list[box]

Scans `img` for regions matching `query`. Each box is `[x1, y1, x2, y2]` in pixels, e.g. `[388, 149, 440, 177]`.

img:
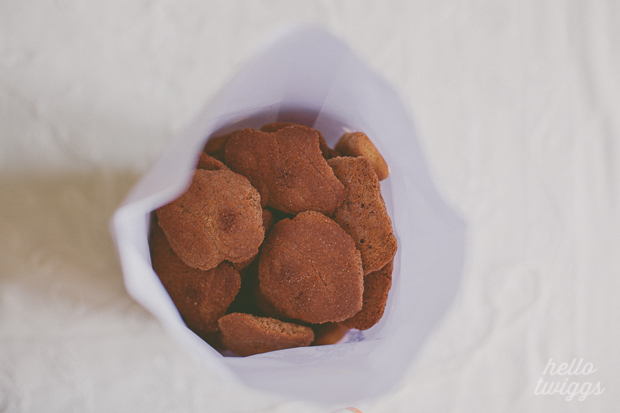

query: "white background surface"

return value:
[1, 1, 619, 412]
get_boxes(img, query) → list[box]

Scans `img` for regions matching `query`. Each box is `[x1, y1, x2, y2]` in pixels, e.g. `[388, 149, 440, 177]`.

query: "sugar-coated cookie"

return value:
[197, 152, 227, 171]
[230, 208, 276, 271]
[311, 323, 350, 346]
[261, 122, 339, 159]
[258, 211, 364, 324]
[335, 132, 389, 181]
[342, 259, 393, 330]
[218, 313, 314, 356]
[203, 133, 230, 162]
[328, 156, 397, 275]
[156, 168, 264, 271]
[149, 222, 241, 334]
[224, 125, 346, 215]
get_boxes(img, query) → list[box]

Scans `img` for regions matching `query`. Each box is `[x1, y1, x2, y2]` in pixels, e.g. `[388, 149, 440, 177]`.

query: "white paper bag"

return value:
[111, 24, 466, 403]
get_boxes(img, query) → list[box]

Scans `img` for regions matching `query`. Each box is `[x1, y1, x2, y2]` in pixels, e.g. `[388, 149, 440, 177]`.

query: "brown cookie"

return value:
[261, 208, 275, 234]
[197, 152, 227, 171]
[335, 132, 389, 180]
[224, 125, 346, 215]
[311, 323, 350, 346]
[328, 156, 397, 275]
[342, 259, 393, 330]
[254, 287, 287, 319]
[261, 122, 339, 159]
[156, 168, 264, 271]
[231, 255, 255, 271]
[149, 223, 241, 334]
[230, 208, 276, 271]
[258, 211, 364, 324]
[203, 133, 231, 162]
[218, 313, 314, 356]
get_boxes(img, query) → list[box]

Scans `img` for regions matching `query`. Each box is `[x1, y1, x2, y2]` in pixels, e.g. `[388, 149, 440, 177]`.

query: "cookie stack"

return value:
[149, 123, 397, 356]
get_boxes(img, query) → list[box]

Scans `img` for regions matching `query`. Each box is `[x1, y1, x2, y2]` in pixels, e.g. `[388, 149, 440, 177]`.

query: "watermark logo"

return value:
[534, 358, 605, 401]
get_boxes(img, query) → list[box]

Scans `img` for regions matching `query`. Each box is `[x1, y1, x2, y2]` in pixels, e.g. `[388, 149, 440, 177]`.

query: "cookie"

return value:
[253, 285, 288, 320]
[342, 259, 393, 330]
[156, 168, 264, 271]
[261, 208, 275, 234]
[311, 323, 350, 346]
[258, 211, 364, 324]
[196, 152, 227, 171]
[218, 313, 314, 356]
[224, 125, 346, 215]
[149, 222, 241, 334]
[328, 156, 397, 275]
[203, 133, 231, 162]
[335, 132, 389, 181]
[261, 122, 339, 159]
[230, 208, 276, 271]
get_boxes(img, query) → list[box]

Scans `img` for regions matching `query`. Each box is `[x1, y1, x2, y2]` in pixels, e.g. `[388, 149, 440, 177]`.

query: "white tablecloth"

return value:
[1, 1, 618, 412]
